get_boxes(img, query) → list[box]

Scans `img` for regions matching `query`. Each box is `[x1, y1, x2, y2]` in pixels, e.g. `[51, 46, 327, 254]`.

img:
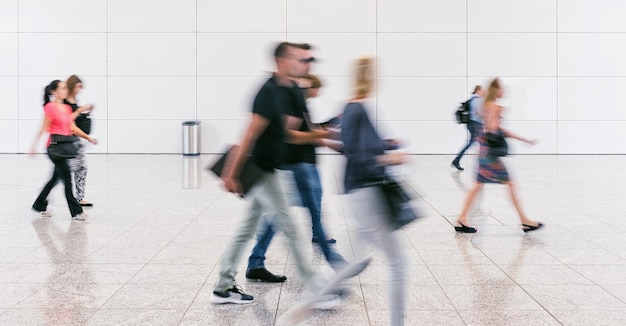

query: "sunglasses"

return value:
[297, 57, 317, 64]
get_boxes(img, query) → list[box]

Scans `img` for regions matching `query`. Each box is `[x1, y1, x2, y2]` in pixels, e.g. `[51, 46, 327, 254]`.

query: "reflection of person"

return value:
[65, 75, 95, 207]
[245, 70, 349, 284]
[31, 80, 97, 221]
[452, 85, 485, 171]
[454, 78, 543, 233]
[211, 42, 339, 304]
[31, 216, 92, 325]
[341, 57, 408, 326]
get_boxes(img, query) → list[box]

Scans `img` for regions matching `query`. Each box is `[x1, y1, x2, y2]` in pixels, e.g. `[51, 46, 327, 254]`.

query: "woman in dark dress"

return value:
[454, 78, 543, 233]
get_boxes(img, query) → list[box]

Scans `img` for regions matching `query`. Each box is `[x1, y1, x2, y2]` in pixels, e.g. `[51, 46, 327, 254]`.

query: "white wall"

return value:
[1, 0, 624, 154]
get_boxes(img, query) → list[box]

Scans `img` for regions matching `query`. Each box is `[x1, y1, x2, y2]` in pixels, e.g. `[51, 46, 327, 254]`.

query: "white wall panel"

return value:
[108, 34, 196, 76]
[559, 0, 626, 32]
[197, 33, 282, 76]
[378, 34, 466, 77]
[559, 34, 626, 77]
[108, 77, 196, 120]
[287, 33, 376, 77]
[197, 0, 286, 32]
[559, 77, 626, 121]
[0, 0, 17, 32]
[17, 119, 40, 153]
[469, 0, 556, 32]
[287, 0, 376, 33]
[377, 77, 466, 121]
[107, 120, 181, 153]
[18, 0, 106, 33]
[197, 77, 265, 120]
[200, 120, 247, 153]
[469, 34, 556, 77]
[1, 77, 18, 120]
[558, 122, 626, 154]
[0, 120, 18, 153]
[19, 34, 106, 76]
[381, 121, 469, 154]
[0, 34, 18, 76]
[108, 0, 195, 32]
[19, 77, 54, 120]
[377, 0, 466, 32]
[86, 119, 107, 154]
[487, 77, 558, 121]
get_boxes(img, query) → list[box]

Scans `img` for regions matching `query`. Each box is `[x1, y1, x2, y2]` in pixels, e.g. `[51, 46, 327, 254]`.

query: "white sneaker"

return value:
[72, 213, 88, 221]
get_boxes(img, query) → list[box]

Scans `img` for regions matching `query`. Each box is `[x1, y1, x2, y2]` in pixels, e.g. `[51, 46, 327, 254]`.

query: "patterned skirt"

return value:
[476, 132, 510, 184]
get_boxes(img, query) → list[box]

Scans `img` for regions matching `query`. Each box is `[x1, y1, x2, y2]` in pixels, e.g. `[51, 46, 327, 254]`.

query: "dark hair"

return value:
[67, 74, 82, 97]
[303, 74, 322, 88]
[274, 42, 313, 58]
[472, 85, 482, 94]
[43, 80, 62, 105]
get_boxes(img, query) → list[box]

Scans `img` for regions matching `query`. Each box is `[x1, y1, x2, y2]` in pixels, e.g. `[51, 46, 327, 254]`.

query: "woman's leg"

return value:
[505, 181, 539, 226]
[456, 182, 484, 226]
[55, 158, 83, 217]
[33, 159, 61, 212]
[70, 141, 88, 202]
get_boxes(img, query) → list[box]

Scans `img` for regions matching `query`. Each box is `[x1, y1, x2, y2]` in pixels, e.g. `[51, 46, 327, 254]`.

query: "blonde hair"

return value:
[353, 56, 374, 99]
[304, 74, 322, 89]
[484, 78, 501, 103]
[66, 74, 82, 97]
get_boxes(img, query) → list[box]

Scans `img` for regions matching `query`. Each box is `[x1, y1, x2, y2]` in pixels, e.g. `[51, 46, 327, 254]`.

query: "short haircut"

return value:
[274, 42, 313, 58]
[472, 85, 482, 94]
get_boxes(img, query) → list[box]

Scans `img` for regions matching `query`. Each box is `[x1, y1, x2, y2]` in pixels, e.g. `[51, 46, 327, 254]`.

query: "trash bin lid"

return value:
[182, 121, 201, 126]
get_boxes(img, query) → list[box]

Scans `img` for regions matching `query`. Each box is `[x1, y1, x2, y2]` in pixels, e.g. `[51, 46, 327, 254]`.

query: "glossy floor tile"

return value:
[1, 154, 625, 325]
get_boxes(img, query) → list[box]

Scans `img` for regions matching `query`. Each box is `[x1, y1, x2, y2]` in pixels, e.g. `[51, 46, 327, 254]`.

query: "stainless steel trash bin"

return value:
[182, 121, 201, 156]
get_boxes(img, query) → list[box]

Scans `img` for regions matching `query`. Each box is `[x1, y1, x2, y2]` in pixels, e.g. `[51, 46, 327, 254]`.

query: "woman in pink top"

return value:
[31, 80, 97, 220]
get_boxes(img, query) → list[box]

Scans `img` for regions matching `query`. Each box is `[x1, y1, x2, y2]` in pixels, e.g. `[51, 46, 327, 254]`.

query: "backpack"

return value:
[455, 97, 474, 124]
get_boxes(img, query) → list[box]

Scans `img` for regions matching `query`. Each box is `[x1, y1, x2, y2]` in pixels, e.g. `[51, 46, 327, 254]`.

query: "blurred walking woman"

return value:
[342, 57, 408, 326]
[65, 75, 94, 207]
[454, 78, 543, 233]
[31, 80, 97, 221]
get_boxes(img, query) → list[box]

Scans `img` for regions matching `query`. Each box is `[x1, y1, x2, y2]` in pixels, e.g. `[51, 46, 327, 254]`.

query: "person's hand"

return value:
[312, 128, 331, 139]
[86, 104, 94, 111]
[29, 147, 37, 157]
[528, 138, 539, 146]
[324, 140, 343, 153]
[379, 153, 407, 166]
[223, 177, 243, 196]
[88, 137, 98, 145]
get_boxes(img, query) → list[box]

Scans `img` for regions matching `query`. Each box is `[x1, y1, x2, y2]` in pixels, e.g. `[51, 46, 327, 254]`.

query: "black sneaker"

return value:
[312, 237, 337, 244]
[451, 161, 464, 171]
[211, 286, 254, 304]
[246, 267, 287, 283]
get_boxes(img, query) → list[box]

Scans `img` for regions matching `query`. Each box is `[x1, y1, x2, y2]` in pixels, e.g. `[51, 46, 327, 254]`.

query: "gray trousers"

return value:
[68, 139, 88, 202]
[348, 186, 408, 326]
[214, 170, 318, 292]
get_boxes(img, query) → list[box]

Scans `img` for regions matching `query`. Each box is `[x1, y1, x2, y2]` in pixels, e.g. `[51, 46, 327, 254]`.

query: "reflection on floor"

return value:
[0, 154, 625, 325]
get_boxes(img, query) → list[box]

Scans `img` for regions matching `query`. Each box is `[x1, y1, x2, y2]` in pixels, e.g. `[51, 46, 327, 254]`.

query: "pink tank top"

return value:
[44, 102, 74, 146]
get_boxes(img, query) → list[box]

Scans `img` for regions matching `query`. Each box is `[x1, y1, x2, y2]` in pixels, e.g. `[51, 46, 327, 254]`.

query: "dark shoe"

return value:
[211, 285, 254, 304]
[79, 201, 93, 207]
[246, 267, 287, 283]
[522, 222, 544, 233]
[312, 237, 337, 244]
[451, 161, 464, 171]
[454, 223, 477, 233]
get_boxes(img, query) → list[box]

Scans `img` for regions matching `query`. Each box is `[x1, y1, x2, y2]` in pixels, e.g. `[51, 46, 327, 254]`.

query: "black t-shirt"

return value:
[282, 85, 316, 165]
[63, 99, 91, 134]
[250, 76, 288, 171]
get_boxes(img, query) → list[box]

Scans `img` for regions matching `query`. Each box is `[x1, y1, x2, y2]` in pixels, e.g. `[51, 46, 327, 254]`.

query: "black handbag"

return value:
[75, 114, 92, 134]
[47, 134, 79, 159]
[365, 177, 421, 230]
[485, 132, 508, 157]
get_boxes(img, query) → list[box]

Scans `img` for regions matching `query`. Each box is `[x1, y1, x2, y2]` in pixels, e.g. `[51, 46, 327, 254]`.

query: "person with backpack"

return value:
[452, 85, 484, 171]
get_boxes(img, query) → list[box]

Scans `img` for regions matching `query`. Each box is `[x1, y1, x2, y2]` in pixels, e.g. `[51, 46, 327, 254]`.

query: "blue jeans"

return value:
[453, 120, 483, 164]
[247, 163, 348, 273]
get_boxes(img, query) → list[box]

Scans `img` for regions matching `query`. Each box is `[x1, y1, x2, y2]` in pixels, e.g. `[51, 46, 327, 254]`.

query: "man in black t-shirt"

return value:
[245, 71, 350, 283]
[211, 42, 334, 305]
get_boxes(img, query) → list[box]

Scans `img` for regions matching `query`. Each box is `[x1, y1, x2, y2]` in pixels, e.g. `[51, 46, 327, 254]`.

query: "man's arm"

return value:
[222, 113, 269, 195]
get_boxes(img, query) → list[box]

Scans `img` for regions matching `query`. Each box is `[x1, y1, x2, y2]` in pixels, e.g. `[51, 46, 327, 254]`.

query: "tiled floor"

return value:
[1, 154, 625, 325]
